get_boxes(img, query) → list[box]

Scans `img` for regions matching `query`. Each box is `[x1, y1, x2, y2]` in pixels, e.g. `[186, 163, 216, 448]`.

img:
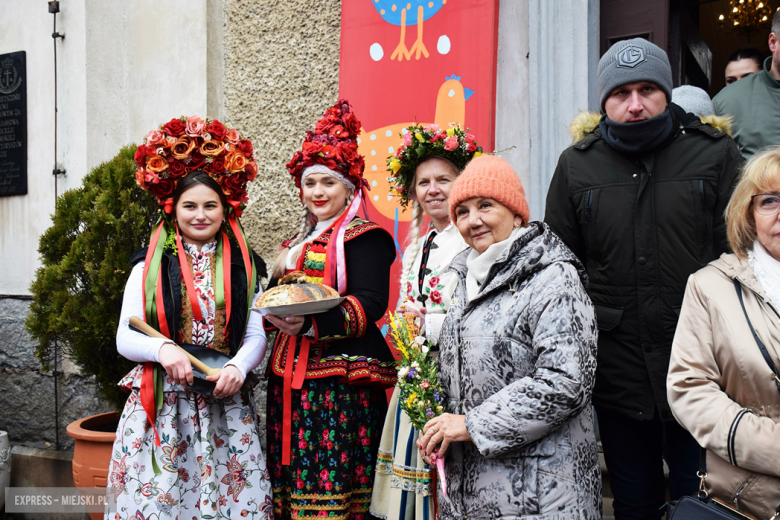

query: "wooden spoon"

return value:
[129, 316, 221, 377]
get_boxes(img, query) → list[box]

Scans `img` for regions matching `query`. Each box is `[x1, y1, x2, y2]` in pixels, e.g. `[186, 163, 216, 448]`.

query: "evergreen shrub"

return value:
[25, 145, 159, 410]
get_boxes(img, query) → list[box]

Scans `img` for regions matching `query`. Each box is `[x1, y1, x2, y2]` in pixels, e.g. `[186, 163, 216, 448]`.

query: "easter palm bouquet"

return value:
[387, 311, 448, 496]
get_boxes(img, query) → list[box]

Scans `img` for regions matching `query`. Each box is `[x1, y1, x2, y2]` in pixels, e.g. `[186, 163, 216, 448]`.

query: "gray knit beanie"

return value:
[672, 85, 714, 117]
[597, 38, 673, 112]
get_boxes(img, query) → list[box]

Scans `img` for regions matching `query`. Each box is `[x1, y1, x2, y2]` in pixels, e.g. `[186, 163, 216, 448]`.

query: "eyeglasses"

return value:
[752, 193, 780, 215]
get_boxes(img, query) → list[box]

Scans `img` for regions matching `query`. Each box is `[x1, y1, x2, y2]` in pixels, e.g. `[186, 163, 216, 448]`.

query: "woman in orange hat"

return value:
[417, 155, 601, 519]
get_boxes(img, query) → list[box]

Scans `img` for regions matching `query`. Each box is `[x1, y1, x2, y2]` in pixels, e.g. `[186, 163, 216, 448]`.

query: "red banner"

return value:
[339, 0, 500, 317]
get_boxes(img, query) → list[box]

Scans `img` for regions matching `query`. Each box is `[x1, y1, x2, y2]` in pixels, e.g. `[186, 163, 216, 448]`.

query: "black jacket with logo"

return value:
[544, 104, 742, 421]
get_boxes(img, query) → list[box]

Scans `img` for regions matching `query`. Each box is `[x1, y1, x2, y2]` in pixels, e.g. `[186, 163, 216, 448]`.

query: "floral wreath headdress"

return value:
[286, 99, 368, 196]
[133, 117, 259, 446]
[134, 116, 257, 216]
[285, 99, 370, 296]
[387, 123, 483, 209]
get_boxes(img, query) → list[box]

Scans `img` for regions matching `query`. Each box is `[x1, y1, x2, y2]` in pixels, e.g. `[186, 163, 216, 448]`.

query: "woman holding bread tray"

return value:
[108, 117, 273, 518]
[264, 100, 397, 520]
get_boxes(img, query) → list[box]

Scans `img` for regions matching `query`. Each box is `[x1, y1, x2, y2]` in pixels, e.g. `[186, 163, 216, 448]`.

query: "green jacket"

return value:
[544, 105, 742, 421]
[713, 56, 780, 160]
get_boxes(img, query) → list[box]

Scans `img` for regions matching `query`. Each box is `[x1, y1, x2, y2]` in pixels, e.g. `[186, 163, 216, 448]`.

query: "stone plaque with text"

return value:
[0, 51, 26, 196]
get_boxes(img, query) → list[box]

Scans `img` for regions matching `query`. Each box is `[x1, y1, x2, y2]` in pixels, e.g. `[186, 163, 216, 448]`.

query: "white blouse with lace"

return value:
[400, 223, 467, 345]
[116, 241, 267, 379]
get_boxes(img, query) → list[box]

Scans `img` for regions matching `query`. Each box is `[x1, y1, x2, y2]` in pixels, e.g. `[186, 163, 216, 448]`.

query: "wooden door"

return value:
[601, 0, 712, 92]
[601, 0, 669, 55]
[669, 0, 712, 91]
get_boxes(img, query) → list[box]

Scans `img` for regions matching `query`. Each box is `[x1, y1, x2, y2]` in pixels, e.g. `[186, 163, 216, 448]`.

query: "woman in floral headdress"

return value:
[370, 124, 482, 520]
[265, 100, 397, 520]
[107, 116, 273, 519]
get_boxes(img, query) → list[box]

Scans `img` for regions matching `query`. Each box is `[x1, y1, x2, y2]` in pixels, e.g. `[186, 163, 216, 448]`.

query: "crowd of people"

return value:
[106, 10, 780, 520]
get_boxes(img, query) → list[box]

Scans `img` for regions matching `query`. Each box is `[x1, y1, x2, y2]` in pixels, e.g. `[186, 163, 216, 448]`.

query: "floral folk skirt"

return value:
[369, 387, 435, 520]
[267, 374, 387, 520]
[105, 364, 273, 520]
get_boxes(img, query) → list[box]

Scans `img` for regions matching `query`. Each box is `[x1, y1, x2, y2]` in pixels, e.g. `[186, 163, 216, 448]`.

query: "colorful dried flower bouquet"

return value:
[387, 311, 448, 496]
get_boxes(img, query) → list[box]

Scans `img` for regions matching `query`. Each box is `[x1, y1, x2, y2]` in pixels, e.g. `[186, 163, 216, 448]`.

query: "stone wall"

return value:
[0, 298, 109, 450]
[223, 0, 342, 266]
[222, 0, 342, 449]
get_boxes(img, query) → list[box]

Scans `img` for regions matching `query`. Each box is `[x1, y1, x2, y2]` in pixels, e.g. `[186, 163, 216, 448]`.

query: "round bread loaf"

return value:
[256, 281, 340, 308]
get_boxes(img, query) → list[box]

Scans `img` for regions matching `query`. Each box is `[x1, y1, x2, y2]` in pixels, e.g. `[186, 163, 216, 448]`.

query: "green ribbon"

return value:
[150, 364, 164, 476]
[237, 219, 258, 320]
[144, 219, 169, 331]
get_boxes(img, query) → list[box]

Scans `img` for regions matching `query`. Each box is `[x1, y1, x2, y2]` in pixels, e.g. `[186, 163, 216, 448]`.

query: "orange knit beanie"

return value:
[448, 155, 530, 223]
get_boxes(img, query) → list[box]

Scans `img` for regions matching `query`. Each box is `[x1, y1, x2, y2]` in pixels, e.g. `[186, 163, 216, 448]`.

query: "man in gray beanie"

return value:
[545, 37, 743, 520]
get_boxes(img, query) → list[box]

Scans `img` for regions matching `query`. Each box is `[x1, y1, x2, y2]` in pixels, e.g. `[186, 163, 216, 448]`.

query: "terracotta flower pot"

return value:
[67, 411, 119, 520]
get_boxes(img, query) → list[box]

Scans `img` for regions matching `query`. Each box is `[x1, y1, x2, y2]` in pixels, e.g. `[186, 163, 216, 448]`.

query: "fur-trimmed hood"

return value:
[568, 109, 733, 143]
[700, 114, 733, 136]
[569, 111, 601, 143]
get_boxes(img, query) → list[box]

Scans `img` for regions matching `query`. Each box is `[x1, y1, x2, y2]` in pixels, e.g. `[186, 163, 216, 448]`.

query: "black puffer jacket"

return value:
[544, 104, 742, 421]
[129, 236, 267, 357]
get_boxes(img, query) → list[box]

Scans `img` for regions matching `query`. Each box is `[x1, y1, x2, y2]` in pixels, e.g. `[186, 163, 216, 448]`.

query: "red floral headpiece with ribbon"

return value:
[286, 99, 368, 196]
[133, 116, 258, 217]
[284, 100, 373, 300]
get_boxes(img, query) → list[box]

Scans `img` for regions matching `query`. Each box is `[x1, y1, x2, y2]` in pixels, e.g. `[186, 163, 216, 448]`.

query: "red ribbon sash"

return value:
[140, 362, 161, 447]
[281, 335, 312, 466]
[281, 336, 296, 466]
[221, 231, 232, 336]
[155, 265, 171, 339]
[227, 215, 253, 296]
[140, 221, 167, 447]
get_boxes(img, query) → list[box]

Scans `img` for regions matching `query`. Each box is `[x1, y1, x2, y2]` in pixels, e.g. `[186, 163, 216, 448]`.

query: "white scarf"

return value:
[286, 214, 338, 271]
[465, 226, 531, 301]
[748, 239, 780, 310]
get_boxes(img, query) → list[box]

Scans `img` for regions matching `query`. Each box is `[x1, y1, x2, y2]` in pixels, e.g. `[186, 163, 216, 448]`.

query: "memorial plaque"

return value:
[0, 51, 26, 196]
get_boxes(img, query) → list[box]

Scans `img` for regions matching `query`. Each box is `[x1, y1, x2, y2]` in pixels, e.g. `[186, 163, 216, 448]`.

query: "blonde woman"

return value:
[265, 100, 397, 520]
[371, 124, 482, 520]
[668, 146, 780, 518]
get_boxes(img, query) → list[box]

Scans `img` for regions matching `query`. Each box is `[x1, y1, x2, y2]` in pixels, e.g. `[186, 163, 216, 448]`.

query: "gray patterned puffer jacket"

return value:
[438, 222, 601, 520]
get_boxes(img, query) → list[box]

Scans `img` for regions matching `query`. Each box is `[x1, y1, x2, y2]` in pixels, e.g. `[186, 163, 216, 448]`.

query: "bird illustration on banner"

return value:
[372, 0, 448, 61]
[358, 75, 474, 221]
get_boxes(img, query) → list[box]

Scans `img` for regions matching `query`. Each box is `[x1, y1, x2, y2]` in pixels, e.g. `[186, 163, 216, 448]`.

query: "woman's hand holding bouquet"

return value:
[388, 311, 454, 496]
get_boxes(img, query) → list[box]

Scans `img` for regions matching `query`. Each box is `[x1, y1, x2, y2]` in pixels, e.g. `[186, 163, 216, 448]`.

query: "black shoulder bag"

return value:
[664, 280, 780, 520]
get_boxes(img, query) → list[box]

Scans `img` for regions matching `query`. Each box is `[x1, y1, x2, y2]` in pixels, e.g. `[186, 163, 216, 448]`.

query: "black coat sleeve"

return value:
[544, 151, 586, 263]
[713, 138, 743, 255]
[311, 227, 396, 341]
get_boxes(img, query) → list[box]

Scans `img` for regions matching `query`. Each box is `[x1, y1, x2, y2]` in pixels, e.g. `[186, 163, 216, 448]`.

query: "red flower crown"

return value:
[286, 99, 367, 192]
[133, 116, 257, 215]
